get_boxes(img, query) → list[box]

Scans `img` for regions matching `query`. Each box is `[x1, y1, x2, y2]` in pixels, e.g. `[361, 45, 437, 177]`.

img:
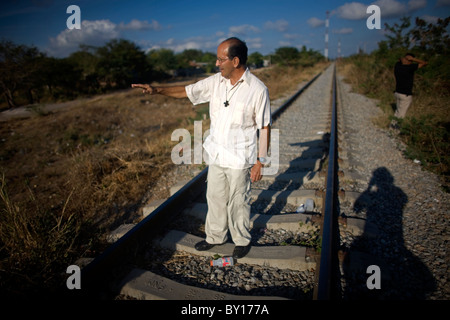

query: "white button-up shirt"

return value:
[185, 68, 271, 169]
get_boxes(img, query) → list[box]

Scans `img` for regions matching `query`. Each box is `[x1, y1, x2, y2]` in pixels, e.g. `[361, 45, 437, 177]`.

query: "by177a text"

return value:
[225, 304, 269, 315]
[181, 304, 269, 317]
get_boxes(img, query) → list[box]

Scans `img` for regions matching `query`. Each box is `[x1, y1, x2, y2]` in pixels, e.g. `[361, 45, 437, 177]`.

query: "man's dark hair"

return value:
[405, 52, 416, 58]
[224, 37, 248, 66]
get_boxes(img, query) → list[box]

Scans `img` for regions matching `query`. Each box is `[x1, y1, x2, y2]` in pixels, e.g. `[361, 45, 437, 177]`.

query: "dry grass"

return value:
[0, 87, 203, 295]
[254, 61, 329, 100]
[1, 89, 199, 224]
[0, 63, 325, 296]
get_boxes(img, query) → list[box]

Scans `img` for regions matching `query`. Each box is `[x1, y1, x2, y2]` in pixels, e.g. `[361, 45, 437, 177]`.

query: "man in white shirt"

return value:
[132, 37, 271, 259]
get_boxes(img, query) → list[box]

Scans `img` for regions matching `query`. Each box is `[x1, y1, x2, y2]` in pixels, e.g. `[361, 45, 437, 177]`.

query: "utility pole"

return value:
[338, 38, 341, 60]
[325, 11, 329, 60]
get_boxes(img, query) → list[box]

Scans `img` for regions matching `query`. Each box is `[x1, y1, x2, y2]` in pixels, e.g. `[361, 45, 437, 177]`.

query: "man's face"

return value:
[216, 42, 235, 79]
[402, 55, 413, 64]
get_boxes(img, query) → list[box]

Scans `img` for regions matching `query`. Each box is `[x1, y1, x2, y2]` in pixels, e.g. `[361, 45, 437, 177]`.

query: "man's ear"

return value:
[232, 56, 240, 68]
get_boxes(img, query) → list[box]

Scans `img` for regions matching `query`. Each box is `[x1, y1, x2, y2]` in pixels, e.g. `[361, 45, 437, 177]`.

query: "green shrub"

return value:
[398, 116, 449, 176]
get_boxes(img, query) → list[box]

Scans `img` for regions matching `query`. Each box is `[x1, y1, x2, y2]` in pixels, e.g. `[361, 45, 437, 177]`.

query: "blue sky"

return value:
[1, 0, 449, 58]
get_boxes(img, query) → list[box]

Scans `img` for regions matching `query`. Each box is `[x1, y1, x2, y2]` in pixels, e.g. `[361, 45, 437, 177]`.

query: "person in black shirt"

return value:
[393, 53, 427, 119]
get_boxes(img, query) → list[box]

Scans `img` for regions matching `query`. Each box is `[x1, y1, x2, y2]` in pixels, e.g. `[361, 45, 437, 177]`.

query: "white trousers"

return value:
[394, 92, 413, 119]
[205, 164, 252, 246]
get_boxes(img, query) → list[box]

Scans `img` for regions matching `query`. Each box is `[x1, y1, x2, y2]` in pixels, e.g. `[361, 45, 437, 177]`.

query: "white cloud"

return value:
[420, 15, 439, 23]
[334, 0, 428, 21]
[148, 35, 221, 53]
[278, 40, 292, 47]
[283, 33, 300, 40]
[373, 0, 407, 18]
[229, 24, 260, 36]
[307, 17, 326, 28]
[47, 19, 119, 57]
[264, 19, 289, 32]
[408, 0, 427, 11]
[117, 19, 161, 31]
[333, 2, 368, 20]
[145, 45, 161, 52]
[246, 37, 263, 49]
[46, 18, 163, 57]
[173, 41, 203, 52]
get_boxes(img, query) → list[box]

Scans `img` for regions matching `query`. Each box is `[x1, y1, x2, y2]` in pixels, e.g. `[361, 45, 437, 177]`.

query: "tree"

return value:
[0, 40, 44, 107]
[410, 16, 450, 55]
[298, 46, 324, 67]
[248, 52, 264, 68]
[273, 47, 299, 66]
[67, 49, 101, 94]
[39, 57, 83, 100]
[199, 52, 216, 73]
[95, 39, 150, 89]
[176, 49, 204, 69]
[384, 16, 412, 50]
[271, 46, 323, 67]
[384, 15, 450, 54]
[147, 48, 177, 73]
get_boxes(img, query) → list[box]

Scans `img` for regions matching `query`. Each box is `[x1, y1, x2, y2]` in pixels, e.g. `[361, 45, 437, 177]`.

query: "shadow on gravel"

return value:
[342, 167, 436, 299]
[251, 136, 328, 244]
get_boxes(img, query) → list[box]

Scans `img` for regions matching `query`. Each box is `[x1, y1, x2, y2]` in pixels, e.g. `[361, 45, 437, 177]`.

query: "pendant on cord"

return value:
[224, 80, 243, 108]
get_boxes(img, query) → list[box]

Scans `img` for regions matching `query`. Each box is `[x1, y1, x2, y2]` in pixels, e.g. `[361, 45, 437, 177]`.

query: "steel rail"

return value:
[66, 69, 324, 299]
[314, 64, 339, 300]
[76, 167, 208, 298]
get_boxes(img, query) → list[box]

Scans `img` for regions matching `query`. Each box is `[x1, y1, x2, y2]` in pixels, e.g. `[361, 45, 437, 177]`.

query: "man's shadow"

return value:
[250, 136, 328, 244]
[252, 136, 328, 215]
[342, 167, 436, 299]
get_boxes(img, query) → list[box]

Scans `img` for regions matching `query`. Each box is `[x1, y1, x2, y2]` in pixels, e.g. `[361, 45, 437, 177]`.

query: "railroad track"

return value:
[70, 63, 350, 301]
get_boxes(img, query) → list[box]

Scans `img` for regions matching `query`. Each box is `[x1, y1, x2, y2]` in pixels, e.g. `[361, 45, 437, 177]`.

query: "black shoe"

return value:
[194, 240, 217, 251]
[233, 245, 251, 259]
[390, 119, 400, 130]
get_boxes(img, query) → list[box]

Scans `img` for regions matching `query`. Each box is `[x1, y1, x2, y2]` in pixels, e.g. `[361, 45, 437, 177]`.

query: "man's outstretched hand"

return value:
[131, 83, 155, 94]
[131, 83, 187, 99]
